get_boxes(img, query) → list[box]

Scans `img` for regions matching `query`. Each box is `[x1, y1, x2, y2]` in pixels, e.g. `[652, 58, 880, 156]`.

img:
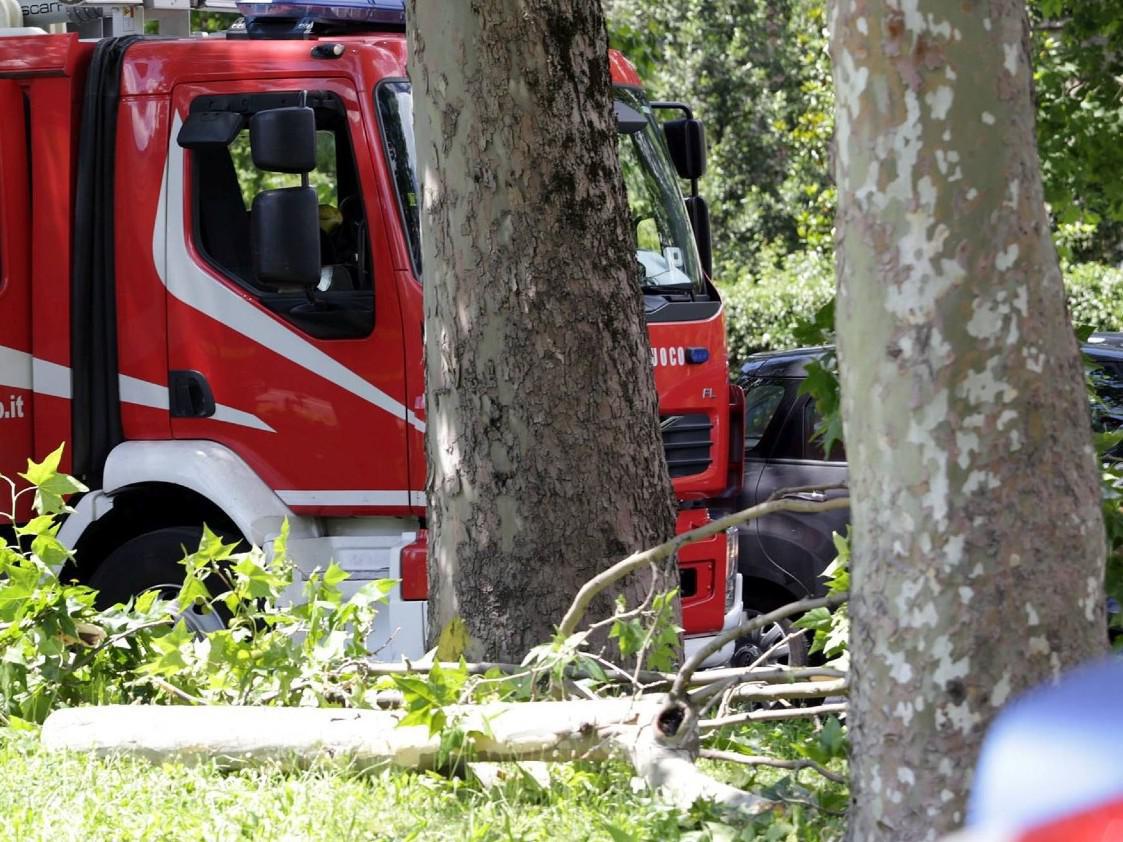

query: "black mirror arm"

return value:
[650, 101, 694, 120]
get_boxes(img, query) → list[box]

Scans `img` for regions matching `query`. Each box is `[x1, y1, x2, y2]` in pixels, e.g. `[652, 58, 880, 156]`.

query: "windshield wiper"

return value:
[641, 282, 696, 301]
[642, 282, 694, 292]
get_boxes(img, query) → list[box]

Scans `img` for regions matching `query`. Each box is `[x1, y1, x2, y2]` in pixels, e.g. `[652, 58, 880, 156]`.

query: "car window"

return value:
[744, 381, 786, 451]
[1090, 362, 1123, 413]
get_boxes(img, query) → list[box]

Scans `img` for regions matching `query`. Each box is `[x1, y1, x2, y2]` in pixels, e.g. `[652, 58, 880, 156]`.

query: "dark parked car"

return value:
[730, 347, 847, 667]
[729, 337, 1123, 667]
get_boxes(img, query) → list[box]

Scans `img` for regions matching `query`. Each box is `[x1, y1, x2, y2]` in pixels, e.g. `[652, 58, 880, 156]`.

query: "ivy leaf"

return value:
[793, 297, 835, 346]
[232, 555, 288, 601]
[322, 562, 350, 589]
[19, 445, 87, 516]
[137, 621, 193, 677]
[793, 606, 830, 633]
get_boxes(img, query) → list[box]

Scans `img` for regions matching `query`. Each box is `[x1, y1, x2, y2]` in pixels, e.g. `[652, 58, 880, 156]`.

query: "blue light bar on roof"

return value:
[235, 0, 405, 25]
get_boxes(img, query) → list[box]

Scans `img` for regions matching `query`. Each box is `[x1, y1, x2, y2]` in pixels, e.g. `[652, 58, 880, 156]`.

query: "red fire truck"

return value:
[0, 0, 743, 664]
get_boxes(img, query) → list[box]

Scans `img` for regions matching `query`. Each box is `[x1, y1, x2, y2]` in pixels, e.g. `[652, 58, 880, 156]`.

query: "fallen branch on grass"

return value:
[43, 697, 774, 815]
[701, 702, 848, 730]
[699, 748, 847, 785]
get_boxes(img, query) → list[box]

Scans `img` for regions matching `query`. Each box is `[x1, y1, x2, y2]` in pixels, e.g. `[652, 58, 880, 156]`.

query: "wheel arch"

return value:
[58, 440, 316, 581]
[65, 482, 242, 582]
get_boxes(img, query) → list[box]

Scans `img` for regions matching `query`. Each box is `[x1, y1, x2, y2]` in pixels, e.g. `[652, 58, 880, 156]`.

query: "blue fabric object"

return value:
[967, 656, 1123, 832]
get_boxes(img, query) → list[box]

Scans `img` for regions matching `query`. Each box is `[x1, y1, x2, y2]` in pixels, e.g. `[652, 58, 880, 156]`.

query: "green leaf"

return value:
[19, 445, 88, 516]
[793, 607, 830, 633]
[232, 555, 287, 601]
[819, 715, 847, 757]
[435, 617, 471, 662]
[137, 621, 193, 677]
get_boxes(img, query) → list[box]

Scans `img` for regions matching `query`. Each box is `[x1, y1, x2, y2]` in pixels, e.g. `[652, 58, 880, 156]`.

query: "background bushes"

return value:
[723, 259, 1123, 364]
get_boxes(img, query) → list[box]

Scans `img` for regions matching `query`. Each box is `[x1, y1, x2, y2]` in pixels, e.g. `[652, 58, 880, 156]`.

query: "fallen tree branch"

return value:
[42, 698, 775, 817]
[701, 701, 848, 730]
[724, 678, 848, 703]
[556, 495, 850, 638]
[355, 658, 844, 690]
[672, 593, 848, 698]
[746, 627, 810, 671]
[685, 665, 847, 686]
[699, 748, 847, 785]
[42, 700, 647, 768]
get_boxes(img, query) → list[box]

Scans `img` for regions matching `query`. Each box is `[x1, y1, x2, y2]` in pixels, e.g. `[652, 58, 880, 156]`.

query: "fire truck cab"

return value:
[0, 0, 743, 664]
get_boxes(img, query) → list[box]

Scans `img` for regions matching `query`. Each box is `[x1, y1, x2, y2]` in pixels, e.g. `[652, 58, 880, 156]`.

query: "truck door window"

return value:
[375, 80, 706, 296]
[189, 91, 373, 339]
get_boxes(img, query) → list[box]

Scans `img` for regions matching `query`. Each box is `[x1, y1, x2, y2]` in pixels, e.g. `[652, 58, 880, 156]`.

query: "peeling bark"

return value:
[407, 1, 677, 661]
[829, 2, 1107, 839]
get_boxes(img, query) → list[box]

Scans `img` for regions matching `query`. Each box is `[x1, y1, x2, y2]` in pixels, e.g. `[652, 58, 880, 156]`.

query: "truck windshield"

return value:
[375, 81, 706, 294]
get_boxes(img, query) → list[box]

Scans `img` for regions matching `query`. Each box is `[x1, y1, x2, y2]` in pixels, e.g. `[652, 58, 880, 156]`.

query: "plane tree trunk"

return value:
[407, 1, 677, 662]
[829, 2, 1106, 838]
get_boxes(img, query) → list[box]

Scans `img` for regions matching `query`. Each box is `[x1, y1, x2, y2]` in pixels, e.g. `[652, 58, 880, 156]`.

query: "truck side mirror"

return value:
[251, 187, 321, 289]
[663, 118, 706, 180]
[685, 195, 713, 279]
[250, 106, 316, 173]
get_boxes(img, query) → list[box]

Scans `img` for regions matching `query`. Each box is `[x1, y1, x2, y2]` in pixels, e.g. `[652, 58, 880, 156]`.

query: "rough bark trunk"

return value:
[407, 1, 677, 662]
[829, 2, 1106, 839]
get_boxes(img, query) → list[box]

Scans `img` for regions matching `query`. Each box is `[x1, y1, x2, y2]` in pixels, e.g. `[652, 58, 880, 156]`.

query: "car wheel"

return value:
[731, 605, 809, 669]
[88, 526, 239, 635]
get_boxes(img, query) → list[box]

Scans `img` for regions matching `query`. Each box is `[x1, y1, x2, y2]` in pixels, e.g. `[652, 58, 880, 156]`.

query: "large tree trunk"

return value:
[829, 2, 1106, 839]
[407, 2, 677, 661]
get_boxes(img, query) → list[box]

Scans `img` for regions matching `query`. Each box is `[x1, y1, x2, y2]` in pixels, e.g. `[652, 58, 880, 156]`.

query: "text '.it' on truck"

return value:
[0, 0, 745, 666]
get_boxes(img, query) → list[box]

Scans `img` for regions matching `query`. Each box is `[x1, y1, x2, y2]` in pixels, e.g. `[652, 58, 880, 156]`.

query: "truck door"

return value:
[163, 79, 414, 514]
[0, 80, 33, 514]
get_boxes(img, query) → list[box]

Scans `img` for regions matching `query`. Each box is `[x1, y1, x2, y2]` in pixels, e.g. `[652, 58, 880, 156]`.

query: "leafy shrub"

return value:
[0, 446, 394, 725]
[723, 257, 1123, 363]
[1064, 262, 1123, 333]
[722, 248, 835, 363]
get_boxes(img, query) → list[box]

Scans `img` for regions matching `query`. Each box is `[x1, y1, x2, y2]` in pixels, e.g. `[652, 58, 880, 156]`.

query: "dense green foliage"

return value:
[0, 446, 394, 726]
[723, 249, 835, 361]
[607, 0, 835, 283]
[723, 260, 1123, 365]
[1032, 1, 1123, 264]
[607, 0, 1123, 285]
[1065, 263, 1123, 333]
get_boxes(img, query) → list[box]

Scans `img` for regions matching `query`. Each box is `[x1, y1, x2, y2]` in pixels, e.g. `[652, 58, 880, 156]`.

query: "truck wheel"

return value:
[731, 605, 809, 669]
[88, 526, 239, 634]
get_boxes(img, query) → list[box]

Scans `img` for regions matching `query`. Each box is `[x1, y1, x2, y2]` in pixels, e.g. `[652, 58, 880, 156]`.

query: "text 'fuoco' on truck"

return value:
[0, 0, 745, 665]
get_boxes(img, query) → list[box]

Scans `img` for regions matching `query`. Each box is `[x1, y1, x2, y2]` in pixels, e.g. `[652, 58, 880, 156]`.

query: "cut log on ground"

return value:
[42, 698, 773, 816]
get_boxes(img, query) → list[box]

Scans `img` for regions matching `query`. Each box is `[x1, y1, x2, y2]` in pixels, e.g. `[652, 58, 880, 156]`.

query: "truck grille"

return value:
[660, 414, 713, 478]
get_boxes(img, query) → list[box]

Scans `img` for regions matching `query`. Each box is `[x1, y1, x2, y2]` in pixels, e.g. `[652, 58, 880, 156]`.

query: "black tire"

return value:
[88, 526, 239, 633]
[731, 605, 809, 669]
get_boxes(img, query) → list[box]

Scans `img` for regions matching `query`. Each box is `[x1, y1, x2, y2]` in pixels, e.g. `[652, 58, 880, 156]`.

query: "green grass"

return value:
[0, 721, 846, 842]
